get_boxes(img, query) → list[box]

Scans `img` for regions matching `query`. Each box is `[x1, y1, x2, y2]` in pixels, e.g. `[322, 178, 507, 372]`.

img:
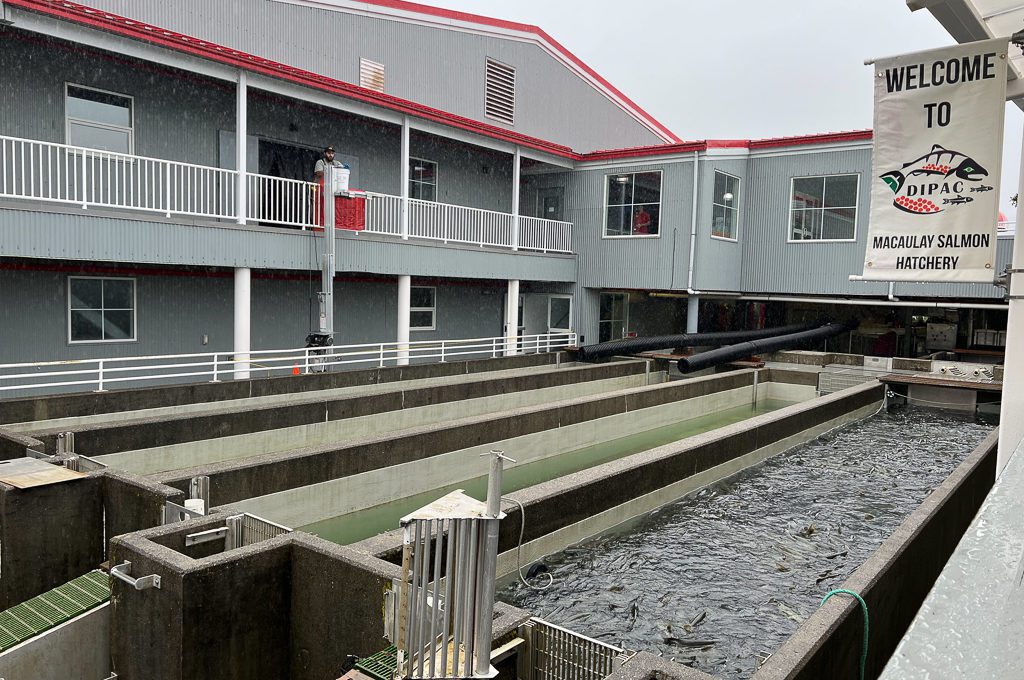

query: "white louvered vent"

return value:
[360, 58, 385, 92]
[484, 58, 515, 125]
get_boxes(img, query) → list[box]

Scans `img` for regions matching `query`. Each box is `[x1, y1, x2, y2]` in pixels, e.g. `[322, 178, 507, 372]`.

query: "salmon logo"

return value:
[880, 144, 988, 214]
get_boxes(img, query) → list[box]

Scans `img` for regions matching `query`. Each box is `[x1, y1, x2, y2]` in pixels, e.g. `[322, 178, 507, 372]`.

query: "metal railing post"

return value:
[440, 341, 446, 363]
[211, 353, 220, 382]
[304, 348, 310, 374]
[379, 343, 385, 368]
[96, 360, 105, 392]
[80, 149, 88, 209]
[165, 163, 172, 218]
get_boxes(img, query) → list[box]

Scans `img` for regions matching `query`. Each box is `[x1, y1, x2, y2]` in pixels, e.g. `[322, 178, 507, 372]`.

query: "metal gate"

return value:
[518, 618, 632, 680]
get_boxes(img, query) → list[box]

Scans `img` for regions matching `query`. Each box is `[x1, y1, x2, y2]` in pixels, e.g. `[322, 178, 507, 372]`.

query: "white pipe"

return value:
[505, 279, 520, 356]
[686, 150, 701, 294]
[511, 146, 521, 251]
[997, 123, 1024, 474]
[737, 294, 1007, 310]
[397, 275, 411, 365]
[235, 70, 247, 226]
[888, 282, 898, 302]
[686, 294, 700, 334]
[400, 116, 410, 240]
[233, 267, 251, 379]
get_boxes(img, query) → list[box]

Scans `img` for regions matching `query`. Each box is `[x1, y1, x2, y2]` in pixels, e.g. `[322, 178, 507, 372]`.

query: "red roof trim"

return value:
[748, 130, 873, 149]
[6, 0, 579, 157]
[578, 131, 873, 162]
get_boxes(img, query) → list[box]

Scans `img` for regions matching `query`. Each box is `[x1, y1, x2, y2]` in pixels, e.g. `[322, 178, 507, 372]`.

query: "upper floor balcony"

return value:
[0, 134, 574, 255]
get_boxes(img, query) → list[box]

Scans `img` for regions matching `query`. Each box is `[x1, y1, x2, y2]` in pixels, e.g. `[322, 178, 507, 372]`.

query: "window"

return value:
[65, 84, 134, 154]
[485, 58, 515, 125]
[68, 277, 136, 343]
[547, 295, 572, 332]
[410, 286, 436, 331]
[599, 292, 628, 342]
[605, 171, 661, 237]
[359, 58, 385, 92]
[790, 174, 859, 241]
[711, 171, 740, 240]
[409, 158, 437, 202]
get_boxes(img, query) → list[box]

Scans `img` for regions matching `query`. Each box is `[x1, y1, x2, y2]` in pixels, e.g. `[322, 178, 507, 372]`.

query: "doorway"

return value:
[599, 292, 629, 342]
[536, 186, 565, 222]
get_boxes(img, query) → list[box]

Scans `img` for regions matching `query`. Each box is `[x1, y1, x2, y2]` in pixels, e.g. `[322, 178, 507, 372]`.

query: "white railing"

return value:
[0, 332, 577, 397]
[246, 172, 321, 229]
[364, 191, 402, 236]
[0, 134, 237, 220]
[0, 135, 573, 253]
[520, 215, 573, 254]
[409, 198, 515, 248]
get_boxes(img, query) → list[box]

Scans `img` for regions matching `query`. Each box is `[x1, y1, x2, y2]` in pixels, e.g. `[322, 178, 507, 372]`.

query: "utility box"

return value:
[926, 322, 957, 351]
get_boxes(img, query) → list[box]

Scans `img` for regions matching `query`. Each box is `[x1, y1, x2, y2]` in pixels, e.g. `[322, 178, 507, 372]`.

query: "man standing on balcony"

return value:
[313, 146, 340, 183]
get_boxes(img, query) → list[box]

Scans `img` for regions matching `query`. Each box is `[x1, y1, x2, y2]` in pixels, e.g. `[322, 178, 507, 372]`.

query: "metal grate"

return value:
[485, 58, 515, 124]
[0, 570, 109, 652]
[817, 369, 883, 394]
[520, 617, 630, 680]
[356, 645, 398, 680]
[360, 58, 385, 92]
[241, 513, 291, 546]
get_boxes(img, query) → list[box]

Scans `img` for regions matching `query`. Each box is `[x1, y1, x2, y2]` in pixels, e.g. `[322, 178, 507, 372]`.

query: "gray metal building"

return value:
[0, 0, 1011, 371]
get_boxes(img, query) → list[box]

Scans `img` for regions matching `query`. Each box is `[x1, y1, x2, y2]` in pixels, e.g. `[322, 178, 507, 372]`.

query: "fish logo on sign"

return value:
[880, 144, 987, 214]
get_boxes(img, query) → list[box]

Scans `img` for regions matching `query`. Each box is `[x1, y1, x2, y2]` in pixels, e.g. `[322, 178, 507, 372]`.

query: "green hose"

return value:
[820, 588, 869, 680]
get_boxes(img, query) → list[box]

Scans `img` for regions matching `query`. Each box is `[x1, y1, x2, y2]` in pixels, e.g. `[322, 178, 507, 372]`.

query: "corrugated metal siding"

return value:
[694, 156, 746, 292]
[741, 146, 1008, 299]
[69, 0, 665, 151]
[569, 160, 694, 291]
[741, 148, 889, 296]
[0, 206, 575, 281]
[0, 267, 509, 362]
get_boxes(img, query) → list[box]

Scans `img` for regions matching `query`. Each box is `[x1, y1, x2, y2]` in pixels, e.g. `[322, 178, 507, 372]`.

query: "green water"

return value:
[299, 399, 796, 545]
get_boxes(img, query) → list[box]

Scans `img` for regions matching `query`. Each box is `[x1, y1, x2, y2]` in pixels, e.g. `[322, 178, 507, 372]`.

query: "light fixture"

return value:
[615, 176, 629, 184]
[723, 192, 734, 201]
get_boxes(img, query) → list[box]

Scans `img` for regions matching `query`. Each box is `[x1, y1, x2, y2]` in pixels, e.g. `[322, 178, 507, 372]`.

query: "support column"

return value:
[505, 279, 520, 356]
[686, 294, 700, 334]
[397, 275, 411, 366]
[997, 126, 1024, 474]
[235, 70, 247, 225]
[233, 267, 251, 379]
[400, 116, 410, 240]
[511, 146, 521, 251]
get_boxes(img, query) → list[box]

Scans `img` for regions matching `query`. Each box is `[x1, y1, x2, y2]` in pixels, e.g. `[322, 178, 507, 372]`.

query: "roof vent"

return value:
[485, 58, 515, 125]
[360, 58, 385, 92]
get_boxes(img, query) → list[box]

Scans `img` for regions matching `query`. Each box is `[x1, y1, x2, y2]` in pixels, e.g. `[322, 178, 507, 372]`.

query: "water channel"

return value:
[300, 398, 798, 545]
[499, 405, 994, 679]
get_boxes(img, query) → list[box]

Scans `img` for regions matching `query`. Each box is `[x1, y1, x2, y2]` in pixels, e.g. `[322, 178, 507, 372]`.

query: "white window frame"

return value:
[409, 286, 436, 332]
[409, 157, 438, 203]
[710, 170, 741, 242]
[598, 291, 629, 342]
[602, 170, 663, 239]
[787, 173, 860, 244]
[64, 83, 135, 155]
[67, 275, 138, 344]
[547, 294, 573, 333]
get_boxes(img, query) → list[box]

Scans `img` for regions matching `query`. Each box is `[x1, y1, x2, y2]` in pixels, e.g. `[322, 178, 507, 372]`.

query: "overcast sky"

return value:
[432, 0, 1022, 219]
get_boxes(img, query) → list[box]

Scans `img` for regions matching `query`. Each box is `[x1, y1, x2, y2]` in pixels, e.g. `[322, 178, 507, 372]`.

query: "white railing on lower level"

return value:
[0, 332, 577, 396]
[1, 135, 573, 254]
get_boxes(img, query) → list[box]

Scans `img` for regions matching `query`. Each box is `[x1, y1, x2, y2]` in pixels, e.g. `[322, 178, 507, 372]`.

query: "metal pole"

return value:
[997, 119, 1024, 474]
[233, 267, 251, 379]
[401, 116, 410, 240]
[473, 450, 512, 676]
[235, 70, 247, 225]
[511, 146, 521, 251]
[398, 275, 411, 366]
[505, 279, 519, 357]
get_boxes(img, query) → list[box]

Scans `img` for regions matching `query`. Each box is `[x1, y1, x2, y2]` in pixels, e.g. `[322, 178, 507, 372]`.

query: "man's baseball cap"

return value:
[325, 146, 335, 152]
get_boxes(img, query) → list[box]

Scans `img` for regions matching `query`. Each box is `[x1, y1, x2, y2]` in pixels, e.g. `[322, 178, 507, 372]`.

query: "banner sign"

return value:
[863, 38, 1008, 282]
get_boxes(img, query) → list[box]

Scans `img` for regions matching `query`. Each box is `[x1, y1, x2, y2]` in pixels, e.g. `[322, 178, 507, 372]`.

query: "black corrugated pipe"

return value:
[677, 322, 855, 373]
[575, 323, 815, 362]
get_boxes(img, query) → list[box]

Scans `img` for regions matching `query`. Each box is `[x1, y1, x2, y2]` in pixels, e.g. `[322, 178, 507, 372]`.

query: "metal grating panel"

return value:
[241, 513, 292, 546]
[360, 58, 386, 92]
[521, 617, 629, 680]
[0, 570, 110, 652]
[356, 645, 399, 680]
[485, 58, 515, 125]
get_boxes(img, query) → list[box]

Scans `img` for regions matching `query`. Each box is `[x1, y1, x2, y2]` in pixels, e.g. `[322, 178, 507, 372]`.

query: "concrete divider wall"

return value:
[0, 352, 562, 426]
[0, 475, 104, 609]
[157, 370, 759, 505]
[102, 469, 185, 540]
[750, 430, 998, 680]
[42, 360, 647, 457]
[358, 382, 884, 565]
[0, 427, 43, 460]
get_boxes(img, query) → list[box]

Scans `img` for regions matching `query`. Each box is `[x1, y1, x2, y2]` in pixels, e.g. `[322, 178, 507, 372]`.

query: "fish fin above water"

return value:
[931, 143, 947, 152]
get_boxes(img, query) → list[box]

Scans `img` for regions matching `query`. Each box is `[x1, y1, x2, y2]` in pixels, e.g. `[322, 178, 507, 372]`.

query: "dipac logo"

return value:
[880, 144, 990, 214]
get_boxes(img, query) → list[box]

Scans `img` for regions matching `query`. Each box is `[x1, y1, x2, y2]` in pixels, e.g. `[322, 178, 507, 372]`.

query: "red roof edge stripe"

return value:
[6, 0, 581, 158]
[338, 0, 681, 143]
[748, 130, 872, 149]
